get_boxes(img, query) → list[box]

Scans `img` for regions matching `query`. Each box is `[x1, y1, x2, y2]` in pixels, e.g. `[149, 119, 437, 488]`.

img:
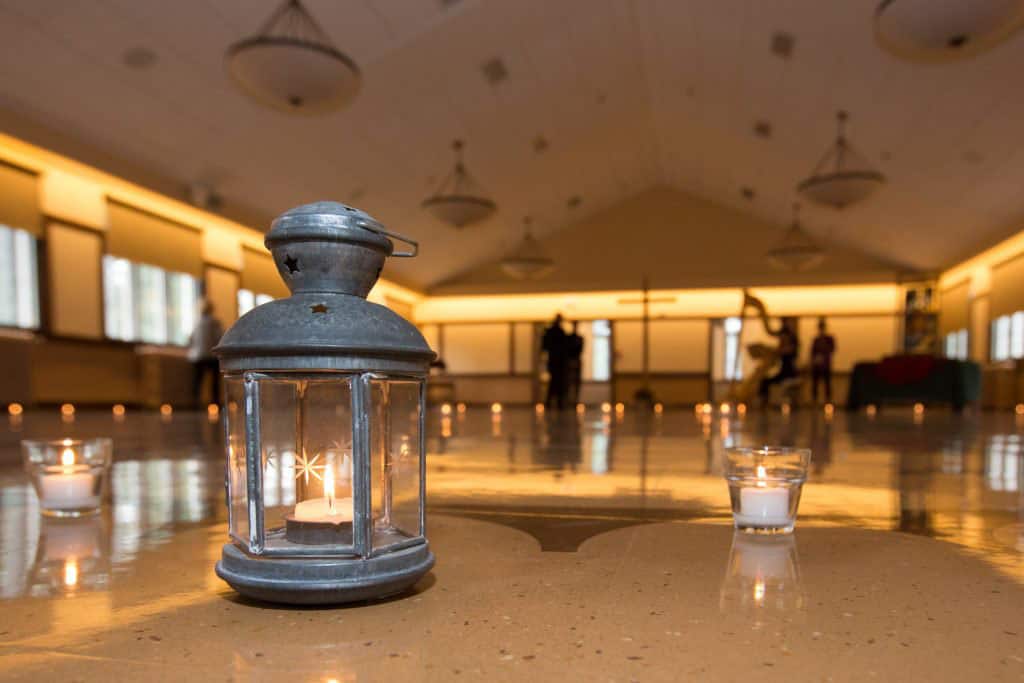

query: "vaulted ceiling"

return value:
[0, 0, 1022, 293]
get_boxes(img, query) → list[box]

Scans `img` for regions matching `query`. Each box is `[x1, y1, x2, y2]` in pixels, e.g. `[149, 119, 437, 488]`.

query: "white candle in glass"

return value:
[735, 465, 790, 527]
[293, 464, 353, 523]
[40, 445, 98, 510]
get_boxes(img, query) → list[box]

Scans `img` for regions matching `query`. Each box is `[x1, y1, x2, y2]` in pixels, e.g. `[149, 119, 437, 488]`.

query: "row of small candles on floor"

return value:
[6, 402, 223, 427]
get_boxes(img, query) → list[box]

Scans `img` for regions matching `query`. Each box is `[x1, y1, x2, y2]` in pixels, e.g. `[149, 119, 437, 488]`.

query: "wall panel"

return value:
[206, 267, 240, 327]
[443, 323, 509, 374]
[47, 222, 103, 339]
[107, 201, 202, 276]
[0, 162, 39, 235]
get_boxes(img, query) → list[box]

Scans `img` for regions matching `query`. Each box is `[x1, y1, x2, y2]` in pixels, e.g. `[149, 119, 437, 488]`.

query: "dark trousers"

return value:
[812, 366, 832, 403]
[193, 359, 220, 407]
[546, 366, 568, 411]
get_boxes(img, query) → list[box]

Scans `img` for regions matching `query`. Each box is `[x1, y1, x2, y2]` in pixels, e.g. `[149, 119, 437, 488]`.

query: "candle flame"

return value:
[756, 464, 767, 488]
[324, 463, 336, 515]
[61, 447, 75, 467]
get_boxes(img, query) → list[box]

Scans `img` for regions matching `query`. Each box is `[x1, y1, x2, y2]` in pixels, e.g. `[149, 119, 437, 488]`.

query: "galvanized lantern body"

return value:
[214, 202, 434, 604]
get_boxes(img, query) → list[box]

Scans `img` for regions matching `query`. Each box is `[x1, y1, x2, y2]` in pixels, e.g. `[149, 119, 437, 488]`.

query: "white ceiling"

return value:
[0, 0, 1022, 292]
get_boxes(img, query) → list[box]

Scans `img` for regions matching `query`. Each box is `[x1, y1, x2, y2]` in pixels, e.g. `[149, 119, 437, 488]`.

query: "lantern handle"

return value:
[357, 221, 418, 258]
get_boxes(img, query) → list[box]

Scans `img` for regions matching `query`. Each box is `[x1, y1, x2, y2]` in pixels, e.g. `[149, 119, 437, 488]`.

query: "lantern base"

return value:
[215, 541, 434, 605]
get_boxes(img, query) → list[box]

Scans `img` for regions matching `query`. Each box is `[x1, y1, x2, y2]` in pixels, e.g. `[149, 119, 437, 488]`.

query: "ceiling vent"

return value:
[874, 0, 1024, 62]
[481, 57, 509, 85]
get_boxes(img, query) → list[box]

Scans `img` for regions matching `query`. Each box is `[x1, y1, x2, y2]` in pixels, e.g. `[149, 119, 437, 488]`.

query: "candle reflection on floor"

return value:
[719, 531, 804, 616]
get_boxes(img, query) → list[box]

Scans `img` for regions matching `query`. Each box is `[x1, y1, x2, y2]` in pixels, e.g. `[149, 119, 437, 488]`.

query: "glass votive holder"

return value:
[22, 438, 112, 518]
[725, 446, 811, 534]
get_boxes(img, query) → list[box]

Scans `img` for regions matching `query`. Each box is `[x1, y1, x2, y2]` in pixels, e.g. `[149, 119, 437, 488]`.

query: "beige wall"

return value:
[206, 267, 240, 327]
[47, 222, 103, 339]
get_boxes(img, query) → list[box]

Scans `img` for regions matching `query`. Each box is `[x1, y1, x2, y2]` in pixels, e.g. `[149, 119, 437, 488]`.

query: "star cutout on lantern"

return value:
[284, 255, 300, 274]
[311, 304, 328, 314]
[294, 449, 325, 484]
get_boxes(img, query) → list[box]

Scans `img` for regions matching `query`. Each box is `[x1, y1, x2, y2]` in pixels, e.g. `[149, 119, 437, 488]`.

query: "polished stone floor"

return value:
[0, 405, 1022, 681]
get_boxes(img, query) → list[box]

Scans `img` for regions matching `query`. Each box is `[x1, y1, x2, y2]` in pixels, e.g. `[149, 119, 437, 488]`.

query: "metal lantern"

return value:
[214, 202, 435, 605]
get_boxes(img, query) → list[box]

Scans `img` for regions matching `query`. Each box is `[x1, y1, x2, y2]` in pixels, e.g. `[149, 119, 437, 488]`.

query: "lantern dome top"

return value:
[216, 202, 433, 372]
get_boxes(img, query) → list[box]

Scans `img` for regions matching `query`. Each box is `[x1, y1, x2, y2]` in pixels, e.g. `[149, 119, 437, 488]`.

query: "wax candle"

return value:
[39, 446, 98, 511]
[733, 465, 790, 528]
[292, 465, 353, 523]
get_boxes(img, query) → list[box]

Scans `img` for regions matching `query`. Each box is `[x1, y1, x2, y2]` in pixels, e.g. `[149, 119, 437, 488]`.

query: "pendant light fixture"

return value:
[797, 111, 885, 209]
[501, 216, 554, 280]
[766, 203, 824, 271]
[421, 140, 497, 228]
[226, 0, 361, 115]
[874, 0, 1024, 63]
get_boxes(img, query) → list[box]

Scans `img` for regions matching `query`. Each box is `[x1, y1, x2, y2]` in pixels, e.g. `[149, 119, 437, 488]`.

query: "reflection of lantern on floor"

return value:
[214, 202, 435, 605]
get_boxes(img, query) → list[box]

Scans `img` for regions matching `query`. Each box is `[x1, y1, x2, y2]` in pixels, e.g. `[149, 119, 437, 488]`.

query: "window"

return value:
[723, 317, 743, 380]
[943, 328, 968, 361]
[103, 255, 199, 345]
[589, 320, 612, 381]
[990, 313, 1024, 361]
[985, 434, 1020, 492]
[0, 224, 39, 329]
[237, 288, 274, 318]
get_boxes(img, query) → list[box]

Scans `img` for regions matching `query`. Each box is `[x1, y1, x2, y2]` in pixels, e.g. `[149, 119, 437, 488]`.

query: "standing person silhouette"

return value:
[811, 317, 836, 404]
[566, 321, 585, 406]
[188, 300, 224, 407]
[541, 314, 569, 411]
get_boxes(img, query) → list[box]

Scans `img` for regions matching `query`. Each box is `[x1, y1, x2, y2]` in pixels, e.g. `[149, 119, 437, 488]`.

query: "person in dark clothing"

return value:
[758, 316, 800, 407]
[566, 321, 585, 406]
[188, 300, 224, 407]
[811, 317, 836, 404]
[542, 314, 569, 411]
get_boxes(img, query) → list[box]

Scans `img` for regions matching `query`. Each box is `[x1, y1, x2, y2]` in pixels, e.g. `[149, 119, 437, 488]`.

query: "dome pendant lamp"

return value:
[421, 140, 497, 228]
[501, 216, 554, 280]
[797, 111, 886, 209]
[766, 203, 825, 271]
[226, 0, 361, 115]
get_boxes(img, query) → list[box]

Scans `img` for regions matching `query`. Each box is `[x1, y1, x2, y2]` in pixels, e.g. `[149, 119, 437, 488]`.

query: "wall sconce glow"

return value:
[440, 403, 452, 416]
[8, 403, 23, 416]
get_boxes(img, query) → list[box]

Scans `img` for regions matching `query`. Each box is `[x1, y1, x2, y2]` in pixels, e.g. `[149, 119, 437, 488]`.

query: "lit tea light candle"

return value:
[720, 403, 732, 415]
[866, 404, 877, 418]
[286, 464, 354, 544]
[60, 403, 75, 423]
[913, 403, 925, 415]
[441, 416, 452, 438]
[534, 403, 545, 415]
[8, 403, 23, 416]
[491, 402, 502, 415]
[734, 464, 790, 529]
[736, 403, 747, 417]
[576, 403, 586, 415]
[781, 403, 791, 417]
[824, 403, 835, 419]
[614, 402, 625, 414]
[112, 404, 126, 418]
[1016, 404, 1024, 416]
[601, 402, 612, 414]
[39, 441, 99, 513]
[160, 403, 173, 416]
[701, 403, 713, 416]
[440, 403, 452, 416]
[207, 404, 220, 421]
[456, 402, 467, 414]
[653, 403, 663, 415]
